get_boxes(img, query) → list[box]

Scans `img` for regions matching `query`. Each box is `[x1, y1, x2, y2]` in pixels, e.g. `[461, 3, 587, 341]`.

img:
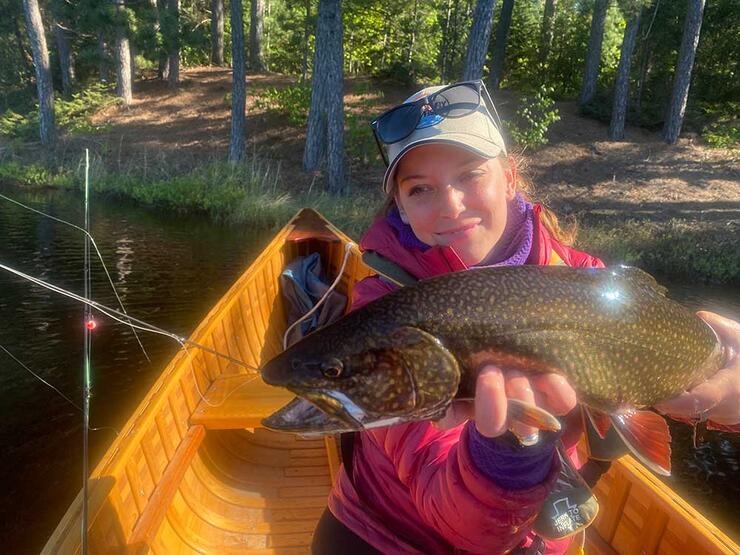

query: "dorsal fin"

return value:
[612, 265, 668, 296]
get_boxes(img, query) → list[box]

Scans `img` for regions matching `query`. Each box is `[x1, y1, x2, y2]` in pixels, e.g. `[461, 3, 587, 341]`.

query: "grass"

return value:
[577, 220, 739, 285]
[0, 155, 382, 238]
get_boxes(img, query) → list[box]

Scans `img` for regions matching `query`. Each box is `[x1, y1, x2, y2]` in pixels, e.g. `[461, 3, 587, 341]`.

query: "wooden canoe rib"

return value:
[43, 209, 738, 555]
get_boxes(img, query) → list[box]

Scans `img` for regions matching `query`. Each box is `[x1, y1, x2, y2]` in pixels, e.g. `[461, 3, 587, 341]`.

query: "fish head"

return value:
[261, 324, 461, 429]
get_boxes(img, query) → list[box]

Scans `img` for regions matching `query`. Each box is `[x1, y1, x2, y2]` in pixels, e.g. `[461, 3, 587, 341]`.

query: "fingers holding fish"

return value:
[473, 367, 565, 441]
[655, 311, 740, 427]
[530, 374, 577, 416]
[474, 365, 508, 438]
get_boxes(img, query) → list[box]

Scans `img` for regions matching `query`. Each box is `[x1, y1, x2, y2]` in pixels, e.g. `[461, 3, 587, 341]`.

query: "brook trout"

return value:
[261, 265, 724, 475]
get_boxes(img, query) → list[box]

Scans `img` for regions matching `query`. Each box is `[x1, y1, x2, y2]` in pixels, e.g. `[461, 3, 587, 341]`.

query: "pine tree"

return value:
[229, 0, 247, 161]
[249, 0, 266, 72]
[608, 5, 641, 140]
[579, 0, 610, 106]
[663, 0, 705, 144]
[303, 0, 345, 193]
[211, 0, 225, 65]
[463, 0, 497, 81]
[489, 0, 514, 89]
[22, 0, 55, 144]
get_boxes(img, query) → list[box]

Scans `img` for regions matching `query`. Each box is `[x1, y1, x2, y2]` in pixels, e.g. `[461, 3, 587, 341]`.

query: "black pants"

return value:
[311, 509, 381, 554]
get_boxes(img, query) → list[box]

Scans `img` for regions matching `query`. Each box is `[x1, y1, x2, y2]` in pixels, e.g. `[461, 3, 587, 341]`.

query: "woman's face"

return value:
[394, 144, 516, 266]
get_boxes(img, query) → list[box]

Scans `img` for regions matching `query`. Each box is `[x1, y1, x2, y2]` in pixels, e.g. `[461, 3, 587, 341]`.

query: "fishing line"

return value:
[0, 192, 151, 363]
[0, 261, 259, 374]
[0, 344, 82, 412]
[175, 338, 260, 408]
[283, 242, 355, 350]
[0, 344, 120, 436]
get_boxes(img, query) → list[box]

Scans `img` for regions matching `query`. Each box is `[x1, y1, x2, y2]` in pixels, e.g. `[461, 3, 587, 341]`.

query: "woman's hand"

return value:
[655, 311, 740, 428]
[435, 366, 577, 440]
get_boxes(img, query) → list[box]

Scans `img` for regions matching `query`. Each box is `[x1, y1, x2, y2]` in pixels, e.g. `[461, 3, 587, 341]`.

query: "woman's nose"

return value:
[439, 185, 465, 217]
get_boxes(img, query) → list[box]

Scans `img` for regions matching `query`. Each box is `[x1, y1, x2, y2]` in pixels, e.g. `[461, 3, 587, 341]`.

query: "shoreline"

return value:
[1, 160, 737, 285]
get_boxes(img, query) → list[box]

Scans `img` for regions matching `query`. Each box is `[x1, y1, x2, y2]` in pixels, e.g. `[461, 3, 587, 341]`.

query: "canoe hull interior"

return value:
[42, 209, 738, 555]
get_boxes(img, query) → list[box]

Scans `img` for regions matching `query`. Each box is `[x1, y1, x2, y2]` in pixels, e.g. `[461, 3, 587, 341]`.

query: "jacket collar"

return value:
[359, 204, 552, 281]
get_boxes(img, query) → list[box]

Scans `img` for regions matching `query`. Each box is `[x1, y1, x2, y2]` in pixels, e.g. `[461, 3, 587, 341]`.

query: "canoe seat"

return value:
[190, 374, 294, 429]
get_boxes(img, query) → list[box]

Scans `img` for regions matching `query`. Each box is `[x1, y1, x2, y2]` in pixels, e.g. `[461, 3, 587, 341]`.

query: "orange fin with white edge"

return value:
[507, 398, 561, 432]
[584, 406, 612, 439]
[611, 410, 672, 476]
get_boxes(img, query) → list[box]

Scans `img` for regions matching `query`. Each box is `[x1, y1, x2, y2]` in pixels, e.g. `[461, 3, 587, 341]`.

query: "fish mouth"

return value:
[262, 396, 360, 435]
[263, 389, 407, 435]
[303, 389, 366, 428]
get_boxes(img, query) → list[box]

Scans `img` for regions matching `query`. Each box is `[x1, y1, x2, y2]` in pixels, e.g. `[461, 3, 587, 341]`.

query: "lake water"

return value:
[0, 184, 737, 552]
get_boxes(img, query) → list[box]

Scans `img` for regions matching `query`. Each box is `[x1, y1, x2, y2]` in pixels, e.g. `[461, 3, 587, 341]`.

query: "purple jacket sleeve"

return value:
[468, 427, 560, 490]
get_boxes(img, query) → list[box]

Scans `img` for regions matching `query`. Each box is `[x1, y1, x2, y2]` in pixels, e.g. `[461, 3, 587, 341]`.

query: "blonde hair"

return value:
[379, 153, 577, 246]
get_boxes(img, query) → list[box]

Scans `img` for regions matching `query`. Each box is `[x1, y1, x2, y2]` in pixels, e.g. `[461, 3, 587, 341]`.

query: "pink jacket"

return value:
[327, 207, 605, 554]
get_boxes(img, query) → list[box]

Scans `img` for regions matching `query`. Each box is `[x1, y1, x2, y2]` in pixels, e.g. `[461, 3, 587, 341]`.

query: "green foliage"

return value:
[253, 83, 312, 125]
[0, 161, 75, 188]
[703, 120, 740, 149]
[0, 83, 119, 139]
[508, 86, 561, 148]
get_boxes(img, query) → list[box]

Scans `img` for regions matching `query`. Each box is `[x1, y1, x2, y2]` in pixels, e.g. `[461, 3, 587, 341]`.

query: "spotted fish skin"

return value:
[261, 265, 723, 427]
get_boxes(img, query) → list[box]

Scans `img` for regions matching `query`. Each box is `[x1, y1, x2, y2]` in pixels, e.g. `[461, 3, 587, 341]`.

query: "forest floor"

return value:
[1, 66, 738, 281]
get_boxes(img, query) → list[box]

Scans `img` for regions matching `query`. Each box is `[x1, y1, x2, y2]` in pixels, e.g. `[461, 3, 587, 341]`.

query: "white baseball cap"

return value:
[380, 82, 507, 193]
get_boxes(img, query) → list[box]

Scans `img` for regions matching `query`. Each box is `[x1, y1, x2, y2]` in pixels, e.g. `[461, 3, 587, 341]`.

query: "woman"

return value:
[312, 80, 740, 555]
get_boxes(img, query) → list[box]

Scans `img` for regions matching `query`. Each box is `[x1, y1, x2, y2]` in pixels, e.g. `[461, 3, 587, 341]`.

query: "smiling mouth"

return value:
[434, 222, 480, 239]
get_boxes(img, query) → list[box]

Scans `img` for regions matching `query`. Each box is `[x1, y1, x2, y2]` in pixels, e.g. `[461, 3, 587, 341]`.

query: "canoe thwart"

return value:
[190, 374, 294, 430]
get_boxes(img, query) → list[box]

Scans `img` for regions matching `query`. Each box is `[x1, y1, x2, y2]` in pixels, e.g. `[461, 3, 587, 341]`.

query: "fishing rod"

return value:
[82, 150, 91, 555]
[0, 192, 150, 363]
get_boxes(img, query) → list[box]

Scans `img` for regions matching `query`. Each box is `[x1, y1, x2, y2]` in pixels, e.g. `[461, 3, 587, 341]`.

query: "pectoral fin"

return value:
[611, 410, 672, 476]
[507, 398, 561, 433]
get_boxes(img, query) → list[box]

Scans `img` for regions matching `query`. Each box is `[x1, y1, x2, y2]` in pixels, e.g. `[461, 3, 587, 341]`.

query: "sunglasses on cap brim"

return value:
[369, 80, 501, 166]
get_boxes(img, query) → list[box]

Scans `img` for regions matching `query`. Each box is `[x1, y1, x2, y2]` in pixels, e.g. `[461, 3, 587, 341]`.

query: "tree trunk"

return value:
[211, 0, 225, 65]
[112, 0, 133, 105]
[538, 0, 556, 65]
[50, 1, 75, 97]
[301, 0, 311, 80]
[53, 19, 75, 96]
[579, 0, 609, 106]
[462, 0, 497, 81]
[489, 0, 514, 90]
[154, 0, 167, 79]
[608, 9, 640, 140]
[229, 0, 247, 162]
[407, 0, 419, 65]
[440, 0, 452, 82]
[663, 0, 705, 144]
[98, 31, 110, 82]
[634, 43, 651, 120]
[22, 0, 55, 144]
[303, 0, 345, 194]
[167, 0, 180, 86]
[249, 0, 266, 72]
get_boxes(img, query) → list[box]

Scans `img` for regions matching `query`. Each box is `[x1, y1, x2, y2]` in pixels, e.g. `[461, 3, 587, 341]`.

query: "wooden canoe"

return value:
[43, 208, 738, 555]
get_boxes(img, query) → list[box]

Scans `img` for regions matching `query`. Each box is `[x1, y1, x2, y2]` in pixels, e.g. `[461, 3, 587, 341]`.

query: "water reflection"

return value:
[0, 184, 271, 552]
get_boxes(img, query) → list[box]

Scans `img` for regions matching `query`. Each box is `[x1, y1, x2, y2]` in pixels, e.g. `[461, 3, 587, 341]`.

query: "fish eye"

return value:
[321, 358, 344, 379]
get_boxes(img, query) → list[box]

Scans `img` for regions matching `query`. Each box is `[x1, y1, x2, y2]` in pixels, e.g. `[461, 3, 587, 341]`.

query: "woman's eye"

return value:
[461, 171, 484, 183]
[408, 185, 431, 196]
